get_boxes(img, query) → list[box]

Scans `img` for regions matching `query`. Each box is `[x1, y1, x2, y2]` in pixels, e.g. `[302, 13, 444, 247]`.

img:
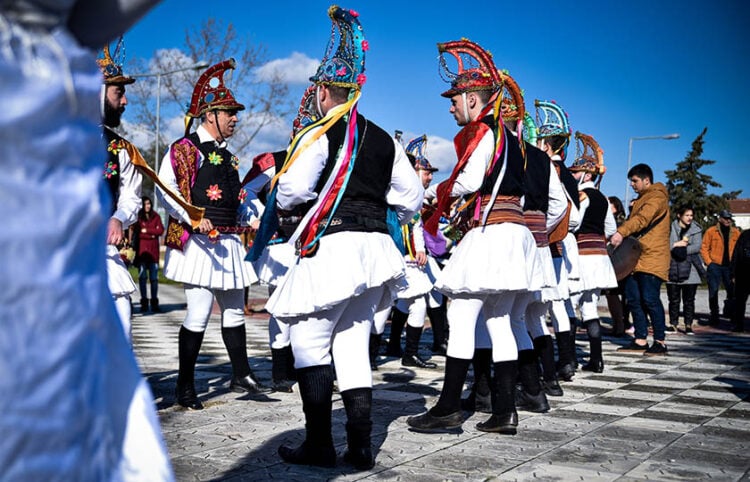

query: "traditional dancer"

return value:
[407, 40, 538, 435]
[535, 99, 581, 381]
[567, 132, 618, 372]
[99, 41, 143, 343]
[258, 6, 423, 469]
[156, 59, 270, 411]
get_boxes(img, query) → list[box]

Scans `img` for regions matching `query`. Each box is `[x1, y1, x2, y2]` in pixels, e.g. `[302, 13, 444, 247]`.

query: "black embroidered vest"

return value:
[578, 187, 608, 235]
[187, 132, 242, 226]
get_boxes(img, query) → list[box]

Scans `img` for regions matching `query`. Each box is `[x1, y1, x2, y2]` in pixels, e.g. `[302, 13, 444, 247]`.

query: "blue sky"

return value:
[124, 0, 750, 204]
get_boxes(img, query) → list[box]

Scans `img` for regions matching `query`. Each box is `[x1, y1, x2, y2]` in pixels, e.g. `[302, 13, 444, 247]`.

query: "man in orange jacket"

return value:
[701, 210, 740, 326]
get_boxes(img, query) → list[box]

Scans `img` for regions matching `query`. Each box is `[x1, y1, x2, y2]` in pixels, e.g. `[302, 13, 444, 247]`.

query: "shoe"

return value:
[556, 362, 575, 382]
[150, 297, 161, 313]
[431, 343, 448, 356]
[684, 325, 694, 335]
[460, 390, 492, 413]
[272, 379, 295, 393]
[401, 354, 438, 369]
[515, 388, 549, 413]
[542, 379, 564, 397]
[617, 341, 649, 352]
[175, 384, 203, 410]
[644, 342, 668, 356]
[140, 298, 149, 314]
[475, 412, 518, 434]
[278, 441, 336, 468]
[665, 325, 677, 333]
[230, 374, 273, 394]
[407, 410, 463, 431]
[343, 447, 374, 471]
[582, 360, 604, 373]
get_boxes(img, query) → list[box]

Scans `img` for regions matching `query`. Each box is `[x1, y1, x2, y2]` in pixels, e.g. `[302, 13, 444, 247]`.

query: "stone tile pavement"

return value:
[133, 284, 750, 481]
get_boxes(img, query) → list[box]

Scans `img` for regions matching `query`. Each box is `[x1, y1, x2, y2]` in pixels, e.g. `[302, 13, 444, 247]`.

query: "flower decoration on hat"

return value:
[535, 99, 571, 139]
[309, 5, 367, 90]
[406, 135, 438, 172]
[437, 38, 502, 98]
[570, 131, 606, 185]
[185, 59, 245, 135]
[97, 37, 135, 85]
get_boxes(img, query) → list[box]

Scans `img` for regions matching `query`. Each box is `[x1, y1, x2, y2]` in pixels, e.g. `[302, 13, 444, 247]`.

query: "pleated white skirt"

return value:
[106, 245, 136, 297]
[397, 259, 435, 300]
[578, 253, 618, 291]
[252, 242, 297, 287]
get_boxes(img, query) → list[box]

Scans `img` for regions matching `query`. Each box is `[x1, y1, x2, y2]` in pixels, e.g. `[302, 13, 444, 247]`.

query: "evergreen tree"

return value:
[665, 127, 741, 229]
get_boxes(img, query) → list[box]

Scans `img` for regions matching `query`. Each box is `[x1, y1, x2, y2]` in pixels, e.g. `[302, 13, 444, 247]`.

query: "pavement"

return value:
[132, 284, 750, 481]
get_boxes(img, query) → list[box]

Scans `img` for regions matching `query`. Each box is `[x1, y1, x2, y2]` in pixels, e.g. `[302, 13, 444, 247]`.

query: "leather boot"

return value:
[369, 333, 382, 371]
[402, 325, 437, 369]
[555, 331, 575, 382]
[278, 365, 336, 467]
[407, 356, 470, 431]
[222, 325, 272, 394]
[176, 326, 205, 410]
[582, 318, 604, 373]
[534, 335, 562, 396]
[461, 348, 492, 413]
[427, 303, 448, 354]
[385, 308, 407, 357]
[342, 388, 375, 470]
[569, 318, 579, 369]
[515, 350, 549, 413]
[476, 360, 518, 434]
[271, 345, 296, 392]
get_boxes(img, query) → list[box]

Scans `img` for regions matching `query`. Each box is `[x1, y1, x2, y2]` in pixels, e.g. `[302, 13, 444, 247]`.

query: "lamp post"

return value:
[625, 133, 680, 206]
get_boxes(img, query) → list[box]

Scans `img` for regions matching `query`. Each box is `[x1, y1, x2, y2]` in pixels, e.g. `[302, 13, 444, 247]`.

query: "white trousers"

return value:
[447, 292, 517, 362]
[549, 299, 571, 333]
[510, 291, 535, 351]
[286, 286, 387, 392]
[578, 289, 601, 322]
[182, 284, 244, 332]
[396, 295, 427, 328]
[114, 295, 132, 344]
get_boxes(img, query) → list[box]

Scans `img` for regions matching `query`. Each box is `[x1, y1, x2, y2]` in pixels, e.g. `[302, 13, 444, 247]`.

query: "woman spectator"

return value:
[666, 206, 703, 334]
[605, 196, 630, 336]
[135, 196, 164, 313]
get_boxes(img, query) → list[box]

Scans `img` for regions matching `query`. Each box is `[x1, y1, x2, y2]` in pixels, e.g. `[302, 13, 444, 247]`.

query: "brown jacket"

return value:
[617, 183, 671, 280]
[701, 223, 740, 266]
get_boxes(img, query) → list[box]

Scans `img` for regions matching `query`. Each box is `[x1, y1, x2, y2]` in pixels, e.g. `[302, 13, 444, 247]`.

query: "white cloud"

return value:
[253, 52, 319, 85]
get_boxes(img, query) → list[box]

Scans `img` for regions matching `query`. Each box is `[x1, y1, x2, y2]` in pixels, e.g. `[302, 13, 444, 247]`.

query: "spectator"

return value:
[136, 196, 164, 313]
[605, 196, 630, 336]
[730, 228, 750, 332]
[666, 206, 703, 334]
[701, 209, 740, 326]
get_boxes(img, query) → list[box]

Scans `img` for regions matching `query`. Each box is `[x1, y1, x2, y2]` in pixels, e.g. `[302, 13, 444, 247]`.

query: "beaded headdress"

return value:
[310, 5, 367, 90]
[97, 37, 135, 85]
[184, 59, 245, 135]
[405, 135, 437, 172]
[291, 85, 319, 138]
[497, 71, 525, 122]
[437, 39, 502, 98]
[535, 99, 570, 139]
[522, 113, 538, 146]
[570, 131, 606, 183]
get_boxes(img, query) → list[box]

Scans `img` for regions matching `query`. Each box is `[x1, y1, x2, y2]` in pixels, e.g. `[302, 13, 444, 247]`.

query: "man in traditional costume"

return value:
[256, 6, 422, 470]
[568, 132, 618, 372]
[156, 59, 270, 411]
[99, 40, 143, 343]
[407, 40, 538, 435]
[1, 2, 173, 479]
[535, 99, 581, 381]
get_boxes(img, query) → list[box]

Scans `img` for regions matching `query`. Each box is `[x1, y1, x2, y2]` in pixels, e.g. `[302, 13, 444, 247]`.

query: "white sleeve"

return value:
[413, 215, 426, 252]
[567, 201, 581, 232]
[447, 129, 494, 197]
[276, 129, 328, 211]
[113, 149, 142, 229]
[386, 139, 424, 224]
[156, 144, 193, 225]
[604, 201, 617, 238]
[546, 162, 567, 231]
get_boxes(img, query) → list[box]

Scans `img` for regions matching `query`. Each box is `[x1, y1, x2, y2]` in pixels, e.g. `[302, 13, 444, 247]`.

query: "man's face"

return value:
[629, 175, 650, 195]
[104, 85, 127, 127]
[214, 109, 238, 138]
[719, 216, 732, 227]
[448, 93, 468, 126]
[417, 169, 433, 189]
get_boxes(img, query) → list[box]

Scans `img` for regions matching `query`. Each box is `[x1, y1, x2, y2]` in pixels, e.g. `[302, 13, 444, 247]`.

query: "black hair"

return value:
[608, 196, 625, 216]
[627, 163, 653, 182]
[675, 205, 694, 217]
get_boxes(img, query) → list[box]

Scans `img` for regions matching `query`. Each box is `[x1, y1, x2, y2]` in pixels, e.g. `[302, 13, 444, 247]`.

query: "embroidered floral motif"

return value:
[206, 184, 223, 201]
[103, 161, 118, 179]
[208, 151, 222, 166]
[230, 155, 240, 170]
[207, 229, 220, 244]
[107, 139, 126, 155]
[238, 187, 248, 203]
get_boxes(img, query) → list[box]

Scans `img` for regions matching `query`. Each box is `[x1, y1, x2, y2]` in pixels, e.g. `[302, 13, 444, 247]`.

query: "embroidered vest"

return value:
[103, 128, 124, 215]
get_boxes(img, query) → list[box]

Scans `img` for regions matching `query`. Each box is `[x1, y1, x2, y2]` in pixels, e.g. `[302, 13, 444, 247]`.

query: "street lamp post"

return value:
[625, 133, 680, 206]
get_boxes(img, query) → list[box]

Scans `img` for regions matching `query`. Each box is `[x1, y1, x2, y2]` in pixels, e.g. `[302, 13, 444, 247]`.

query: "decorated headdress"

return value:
[310, 5, 367, 90]
[437, 39, 502, 98]
[570, 131, 606, 186]
[291, 85, 320, 138]
[405, 135, 437, 172]
[97, 37, 135, 85]
[522, 112, 538, 146]
[185, 59, 245, 134]
[497, 70, 525, 122]
[535, 99, 571, 139]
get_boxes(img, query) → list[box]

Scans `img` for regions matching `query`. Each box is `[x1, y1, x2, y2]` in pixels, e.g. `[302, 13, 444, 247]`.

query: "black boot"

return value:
[222, 325, 272, 394]
[582, 319, 604, 373]
[341, 387, 375, 470]
[271, 345, 296, 392]
[140, 298, 149, 314]
[369, 333, 382, 371]
[385, 309, 407, 357]
[407, 356, 470, 431]
[534, 335, 563, 397]
[461, 348, 492, 413]
[150, 297, 161, 313]
[555, 331, 575, 382]
[569, 318, 579, 369]
[278, 365, 337, 467]
[515, 350, 549, 413]
[427, 304, 448, 355]
[476, 360, 518, 434]
[402, 325, 437, 369]
[176, 326, 205, 410]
